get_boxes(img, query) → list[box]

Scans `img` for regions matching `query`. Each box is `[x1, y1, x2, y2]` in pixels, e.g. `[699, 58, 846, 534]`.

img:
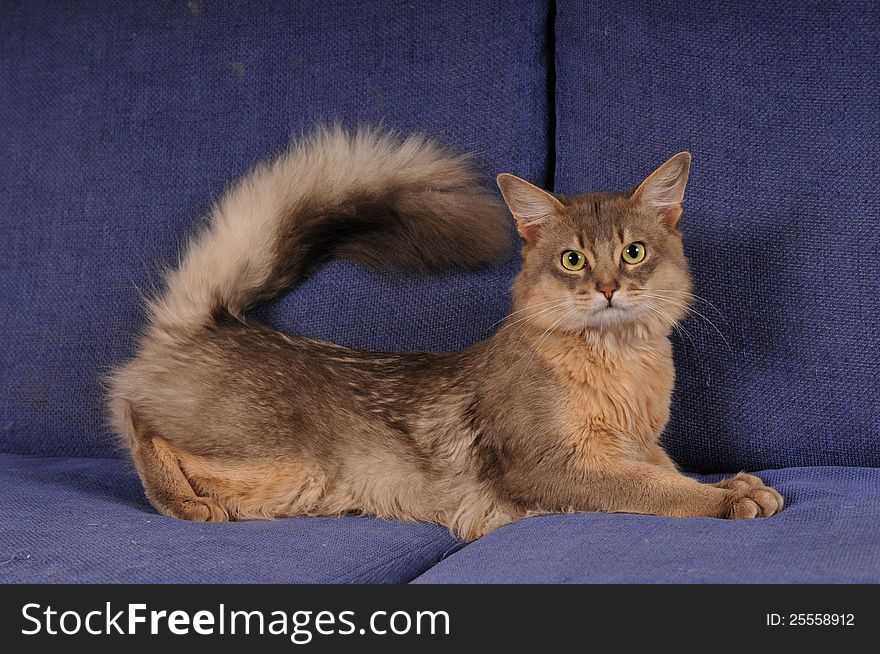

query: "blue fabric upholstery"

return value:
[553, 0, 880, 471]
[414, 467, 880, 583]
[0, 0, 551, 458]
[0, 453, 462, 583]
[2, 2, 877, 585]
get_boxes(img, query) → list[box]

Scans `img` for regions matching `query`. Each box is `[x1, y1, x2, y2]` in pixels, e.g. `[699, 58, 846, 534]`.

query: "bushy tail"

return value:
[148, 126, 511, 332]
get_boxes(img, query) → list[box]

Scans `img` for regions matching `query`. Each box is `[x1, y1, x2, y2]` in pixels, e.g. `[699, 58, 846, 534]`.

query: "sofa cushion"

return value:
[413, 466, 880, 583]
[0, 453, 463, 583]
[0, 1, 551, 458]
[553, 0, 880, 470]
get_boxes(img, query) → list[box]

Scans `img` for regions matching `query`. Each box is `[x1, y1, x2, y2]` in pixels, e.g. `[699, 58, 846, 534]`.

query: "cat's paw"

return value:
[715, 472, 784, 519]
[172, 497, 230, 522]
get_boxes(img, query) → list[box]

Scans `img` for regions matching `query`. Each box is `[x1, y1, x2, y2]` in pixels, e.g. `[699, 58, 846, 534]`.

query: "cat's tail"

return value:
[147, 126, 511, 333]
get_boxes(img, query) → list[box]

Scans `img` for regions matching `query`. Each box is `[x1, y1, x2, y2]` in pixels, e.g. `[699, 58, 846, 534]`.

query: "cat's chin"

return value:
[565, 306, 670, 335]
[571, 306, 635, 329]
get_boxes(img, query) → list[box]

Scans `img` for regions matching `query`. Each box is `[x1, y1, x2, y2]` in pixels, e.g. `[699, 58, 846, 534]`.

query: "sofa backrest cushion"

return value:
[0, 1, 551, 457]
[554, 0, 880, 470]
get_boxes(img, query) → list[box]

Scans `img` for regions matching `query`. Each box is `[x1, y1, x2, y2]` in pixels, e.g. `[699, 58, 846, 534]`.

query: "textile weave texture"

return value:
[1, 1, 878, 584]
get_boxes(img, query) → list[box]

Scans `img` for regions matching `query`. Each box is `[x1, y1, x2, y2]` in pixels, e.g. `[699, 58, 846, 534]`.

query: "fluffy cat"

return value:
[108, 127, 783, 540]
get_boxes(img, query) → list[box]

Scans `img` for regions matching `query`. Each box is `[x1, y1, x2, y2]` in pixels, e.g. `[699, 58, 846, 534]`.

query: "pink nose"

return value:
[597, 281, 619, 300]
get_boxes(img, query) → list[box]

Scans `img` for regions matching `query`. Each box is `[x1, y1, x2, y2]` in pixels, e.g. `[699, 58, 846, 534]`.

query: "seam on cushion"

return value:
[379, 538, 468, 585]
[316, 530, 468, 584]
[519, 0, 555, 189]
[409, 2, 557, 585]
[0, 444, 128, 459]
[0, 451, 131, 464]
[404, 539, 469, 584]
[546, 0, 557, 191]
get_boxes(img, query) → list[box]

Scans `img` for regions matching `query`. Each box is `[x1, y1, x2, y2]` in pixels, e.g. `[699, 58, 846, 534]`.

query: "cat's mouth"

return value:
[572, 298, 629, 317]
[567, 297, 647, 331]
[598, 296, 627, 312]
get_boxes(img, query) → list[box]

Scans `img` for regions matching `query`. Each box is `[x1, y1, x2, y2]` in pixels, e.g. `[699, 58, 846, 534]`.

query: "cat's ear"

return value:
[496, 173, 564, 242]
[631, 152, 691, 232]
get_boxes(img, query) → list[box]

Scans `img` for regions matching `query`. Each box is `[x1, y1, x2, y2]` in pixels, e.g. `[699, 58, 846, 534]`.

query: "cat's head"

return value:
[497, 153, 693, 336]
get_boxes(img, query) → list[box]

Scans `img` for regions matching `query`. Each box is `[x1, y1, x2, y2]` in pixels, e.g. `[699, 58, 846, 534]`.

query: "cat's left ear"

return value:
[631, 152, 691, 232]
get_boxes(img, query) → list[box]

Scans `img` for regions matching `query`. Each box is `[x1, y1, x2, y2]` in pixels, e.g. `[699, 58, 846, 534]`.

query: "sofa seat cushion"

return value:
[0, 453, 462, 583]
[413, 467, 880, 583]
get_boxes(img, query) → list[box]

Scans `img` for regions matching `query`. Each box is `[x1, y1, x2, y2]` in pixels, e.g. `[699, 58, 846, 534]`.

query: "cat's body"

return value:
[109, 127, 782, 540]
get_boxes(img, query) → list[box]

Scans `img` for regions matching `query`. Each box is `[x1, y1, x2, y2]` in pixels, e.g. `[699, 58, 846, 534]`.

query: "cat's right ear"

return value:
[496, 173, 563, 243]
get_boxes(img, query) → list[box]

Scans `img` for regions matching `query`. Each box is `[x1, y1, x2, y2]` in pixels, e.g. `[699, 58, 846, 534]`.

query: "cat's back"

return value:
[113, 318, 486, 458]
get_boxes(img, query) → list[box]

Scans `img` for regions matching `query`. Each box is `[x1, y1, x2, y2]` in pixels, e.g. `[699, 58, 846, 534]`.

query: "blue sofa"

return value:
[2, 1, 878, 583]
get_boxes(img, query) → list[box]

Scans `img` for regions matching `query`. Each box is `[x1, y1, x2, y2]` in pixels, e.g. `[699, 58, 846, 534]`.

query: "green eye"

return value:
[622, 242, 646, 264]
[561, 250, 586, 271]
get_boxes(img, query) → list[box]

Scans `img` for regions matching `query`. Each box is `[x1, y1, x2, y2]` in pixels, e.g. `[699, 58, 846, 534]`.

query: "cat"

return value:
[108, 127, 783, 540]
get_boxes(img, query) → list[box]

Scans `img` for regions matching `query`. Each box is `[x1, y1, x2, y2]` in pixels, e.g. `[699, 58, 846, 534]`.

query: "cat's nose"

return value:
[596, 280, 619, 300]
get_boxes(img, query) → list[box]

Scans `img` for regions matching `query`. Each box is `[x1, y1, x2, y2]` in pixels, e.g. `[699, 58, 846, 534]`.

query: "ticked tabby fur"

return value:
[108, 128, 783, 540]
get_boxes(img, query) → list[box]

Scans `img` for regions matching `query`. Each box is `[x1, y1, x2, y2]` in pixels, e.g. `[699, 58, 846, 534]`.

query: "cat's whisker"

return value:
[494, 311, 562, 342]
[637, 293, 733, 353]
[637, 293, 695, 316]
[491, 298, 564, 327]
[521, 307, 578, 373]
[671, 324, 695, 349]
[637, 288, 730, 326]
[536, 309, 576, 351]
[493, 309, 555, 335]
[635, 293, 696, 320]
[485, 298, 573, 333]
[682, 306, 733, 354]
[502, 308, 572, 357]
[512, 303, 572, 353]
[493, 300, 573, 339]
[638, 301, 696, 348]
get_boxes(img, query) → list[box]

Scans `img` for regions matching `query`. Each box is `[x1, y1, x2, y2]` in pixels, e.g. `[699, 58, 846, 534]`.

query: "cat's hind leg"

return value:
[134, 435, 230, 521]
[117, 402, 229, 522]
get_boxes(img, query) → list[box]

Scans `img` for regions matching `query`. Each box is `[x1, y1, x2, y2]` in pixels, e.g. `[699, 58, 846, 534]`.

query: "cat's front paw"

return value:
[715, 472, 784, 519]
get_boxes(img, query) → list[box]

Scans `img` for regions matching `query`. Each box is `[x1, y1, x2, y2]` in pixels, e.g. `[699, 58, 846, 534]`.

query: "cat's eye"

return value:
[622, 242, 646, 264]
[561, 250, 586, 271]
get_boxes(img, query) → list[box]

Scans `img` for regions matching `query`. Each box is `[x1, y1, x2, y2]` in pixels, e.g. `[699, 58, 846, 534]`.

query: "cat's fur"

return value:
[108, 127, 783, 540]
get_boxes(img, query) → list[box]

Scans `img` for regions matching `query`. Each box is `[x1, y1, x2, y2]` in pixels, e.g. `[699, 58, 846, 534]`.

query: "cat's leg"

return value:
[120, 403, 229, 521]
[643, 445, 680, 471]
[131, 435, 230, 522]
[576, 461, 783, 519]
[640, 448, 783, 518]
